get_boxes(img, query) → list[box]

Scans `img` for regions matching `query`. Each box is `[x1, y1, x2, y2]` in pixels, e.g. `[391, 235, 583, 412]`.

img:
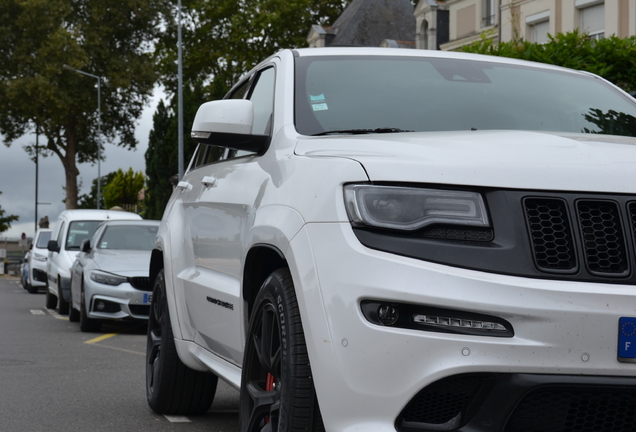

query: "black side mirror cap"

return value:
[47, 240, 60, 253]
[80, 239, 91, 253]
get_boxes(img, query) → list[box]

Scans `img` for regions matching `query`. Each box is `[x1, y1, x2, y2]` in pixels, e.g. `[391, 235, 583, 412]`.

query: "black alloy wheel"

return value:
[239, 268, 324, 432]
[146, 269, 218, 415]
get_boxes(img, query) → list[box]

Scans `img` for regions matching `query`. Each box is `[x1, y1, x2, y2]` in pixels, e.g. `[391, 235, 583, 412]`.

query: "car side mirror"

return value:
[47, 240, 60, 253]
[81, 239, 91, 253]
[29, 244, 33, 250]
[190, 99, 269, 153]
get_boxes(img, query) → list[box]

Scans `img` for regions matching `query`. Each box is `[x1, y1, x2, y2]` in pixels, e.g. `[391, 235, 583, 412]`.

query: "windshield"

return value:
[36, 231, 52, 248]
[66, 221, 102, 250]
[97, 225, 158, 251]
[294, 56, 636, 137]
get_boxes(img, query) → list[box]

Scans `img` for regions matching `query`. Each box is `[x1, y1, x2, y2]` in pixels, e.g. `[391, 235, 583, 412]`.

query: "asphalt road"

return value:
[0, 276, 239, 431]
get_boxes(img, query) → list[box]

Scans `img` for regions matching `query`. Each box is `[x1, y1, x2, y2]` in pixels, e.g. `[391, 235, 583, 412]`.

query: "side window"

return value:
[249, 67, 275, 136]
[229, 79, 251, 100]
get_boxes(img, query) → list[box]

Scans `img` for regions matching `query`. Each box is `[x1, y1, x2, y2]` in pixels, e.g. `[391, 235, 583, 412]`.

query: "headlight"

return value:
[344, 184, 489, 230]
[89, 270, 127, 286]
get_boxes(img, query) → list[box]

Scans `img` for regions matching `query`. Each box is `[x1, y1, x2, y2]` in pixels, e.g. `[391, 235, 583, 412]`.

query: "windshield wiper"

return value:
[312, 127, 413, 136]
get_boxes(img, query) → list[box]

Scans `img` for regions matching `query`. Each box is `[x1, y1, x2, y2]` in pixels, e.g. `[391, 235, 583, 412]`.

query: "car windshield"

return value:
[97, 225, 158, 251]
[294, 55, 636, 137]
[36, 231, 51, 248]
[66, 221, 102, 250]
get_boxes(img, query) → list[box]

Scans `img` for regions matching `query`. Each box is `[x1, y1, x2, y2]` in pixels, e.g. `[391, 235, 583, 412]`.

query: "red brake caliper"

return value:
[264, 373, 275, 424]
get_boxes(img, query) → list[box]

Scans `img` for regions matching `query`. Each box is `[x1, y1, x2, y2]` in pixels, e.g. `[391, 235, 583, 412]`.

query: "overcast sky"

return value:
[0, 87, 167, 240]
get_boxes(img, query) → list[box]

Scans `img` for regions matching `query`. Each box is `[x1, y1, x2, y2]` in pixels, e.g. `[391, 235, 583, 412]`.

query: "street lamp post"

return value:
[62, 64, 102, 209]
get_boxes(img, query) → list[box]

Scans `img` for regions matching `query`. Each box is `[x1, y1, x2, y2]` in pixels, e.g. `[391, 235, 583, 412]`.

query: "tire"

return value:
[239, 268, 324, 432]
[146, 269, 218, 415]
[57, 277, 69, 315]
[45, 286, 57, 309]
[27, 283, 38, 294]
[79, 288, 102, 332]
[68, 281, 80, 322]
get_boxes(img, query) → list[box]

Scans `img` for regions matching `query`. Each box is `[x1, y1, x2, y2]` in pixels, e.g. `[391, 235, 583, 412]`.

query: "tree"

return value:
[144, 82, 208, 220]
[103, 168, 146, 212]
[460, 31, 636, 93]
[77, 171, 118, 210]
[0, 191, 19, 234]
[0, 0, 167, 209]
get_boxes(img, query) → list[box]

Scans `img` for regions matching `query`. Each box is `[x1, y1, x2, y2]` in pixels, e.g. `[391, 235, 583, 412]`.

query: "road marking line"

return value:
[164, 415, 192, 423]
[85, 333, 118, 344]
[45, 309, 68, 320]
[30, 309, 46, 315]
[87, 343, 144, 356]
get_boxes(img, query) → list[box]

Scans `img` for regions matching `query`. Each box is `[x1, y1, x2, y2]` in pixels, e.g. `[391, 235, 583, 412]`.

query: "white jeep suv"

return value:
[146, 48, 636, 432]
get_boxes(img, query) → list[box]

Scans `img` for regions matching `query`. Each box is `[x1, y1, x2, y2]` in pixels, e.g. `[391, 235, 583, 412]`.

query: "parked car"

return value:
[46, 209, 142, 315]
[146, 47, 636, 431]
[68, 219, 159, 332]
[25, 228, 52, 294]
[20, 252, 29, 290]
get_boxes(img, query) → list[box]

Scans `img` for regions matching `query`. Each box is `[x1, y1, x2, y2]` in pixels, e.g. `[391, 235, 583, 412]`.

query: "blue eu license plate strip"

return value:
[143, 293, 153, 305]
[618, 317, 636, 362]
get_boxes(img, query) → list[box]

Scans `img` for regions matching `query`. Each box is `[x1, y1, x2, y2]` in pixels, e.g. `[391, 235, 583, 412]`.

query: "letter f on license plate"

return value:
[618, 317, 636, 363]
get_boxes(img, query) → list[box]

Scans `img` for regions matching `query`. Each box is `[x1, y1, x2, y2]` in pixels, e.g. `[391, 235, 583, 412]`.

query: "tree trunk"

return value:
[61, 134, 80, 210]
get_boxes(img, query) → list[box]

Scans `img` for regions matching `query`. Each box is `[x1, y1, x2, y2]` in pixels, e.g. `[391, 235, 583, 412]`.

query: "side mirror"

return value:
[47, 240, 60, 253]
[80, 239, 91, 253]
[29, 244, 33, 250]
[190, 99, 269, 153]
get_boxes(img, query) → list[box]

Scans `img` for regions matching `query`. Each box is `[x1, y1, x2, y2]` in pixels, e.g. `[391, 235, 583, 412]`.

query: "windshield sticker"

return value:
[310, 94, 325, 103]
[312, 103, 328, 111]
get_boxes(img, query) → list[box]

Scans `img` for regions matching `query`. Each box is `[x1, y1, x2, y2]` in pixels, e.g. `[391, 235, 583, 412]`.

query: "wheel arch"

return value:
[243, 244, 287, 319]
[149, 248, 164, 288]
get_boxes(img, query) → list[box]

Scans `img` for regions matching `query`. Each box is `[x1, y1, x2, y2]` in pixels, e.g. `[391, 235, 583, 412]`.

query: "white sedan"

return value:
[69, 219, 159, 332]
[146, 47, 636, 432]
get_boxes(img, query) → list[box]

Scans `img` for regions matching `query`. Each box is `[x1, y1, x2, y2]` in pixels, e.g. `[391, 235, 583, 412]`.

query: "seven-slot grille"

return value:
[523, 197, 636, 278]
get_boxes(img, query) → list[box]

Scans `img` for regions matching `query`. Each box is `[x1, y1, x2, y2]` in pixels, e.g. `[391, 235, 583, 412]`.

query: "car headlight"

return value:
[344, 184, 489, 230]
[89, 270, 128, 286]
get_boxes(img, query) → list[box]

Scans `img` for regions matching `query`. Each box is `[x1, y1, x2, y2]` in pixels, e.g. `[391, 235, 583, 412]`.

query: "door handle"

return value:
[177, 181, 192, 191]
[201, 176, 216, 187]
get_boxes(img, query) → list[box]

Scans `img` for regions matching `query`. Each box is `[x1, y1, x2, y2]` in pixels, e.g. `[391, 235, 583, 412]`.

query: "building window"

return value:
[482, 0, 495, 27]
[526, 10, 550, 44]
[577, 0, 604, 40]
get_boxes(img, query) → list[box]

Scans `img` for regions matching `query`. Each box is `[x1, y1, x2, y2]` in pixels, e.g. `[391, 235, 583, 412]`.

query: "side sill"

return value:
[174, 338, 242, 390]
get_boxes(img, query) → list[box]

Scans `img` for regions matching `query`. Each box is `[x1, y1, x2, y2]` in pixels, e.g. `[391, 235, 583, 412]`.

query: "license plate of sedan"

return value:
[618, 317, 636, 362]
[143, 293, 153, 305]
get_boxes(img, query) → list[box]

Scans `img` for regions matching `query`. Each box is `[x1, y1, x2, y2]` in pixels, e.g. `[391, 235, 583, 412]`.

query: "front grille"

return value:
[578, 201, 628, 275]
[129, 305, 150, 316]
[397, 374, 491, 431]
[32, 268, 47, 283]
[128, 277, 152, 291]
[524, 197, 634, 278]
[524, 199, 576, 271]
[505, 386, 636, 432]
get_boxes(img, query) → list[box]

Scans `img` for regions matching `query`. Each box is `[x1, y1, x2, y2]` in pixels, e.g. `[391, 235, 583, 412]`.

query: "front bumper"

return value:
[84, 281, 152, 320]
[290, 222, 636, 432]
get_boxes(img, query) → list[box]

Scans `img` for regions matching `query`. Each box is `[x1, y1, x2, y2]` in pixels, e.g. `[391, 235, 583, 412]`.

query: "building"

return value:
[309, 0, 636, 51]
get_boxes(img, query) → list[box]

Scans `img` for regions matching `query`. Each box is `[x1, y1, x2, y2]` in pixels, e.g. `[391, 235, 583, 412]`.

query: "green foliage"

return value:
[157, 0, 350, 99]
[103, 168, 146, 212]
[0, 0, 167, 208]
[0, 191, 19, 234]
[144, 83, 205, 220]
[460, 31, 636, 93]
[77, 171, 117, 209]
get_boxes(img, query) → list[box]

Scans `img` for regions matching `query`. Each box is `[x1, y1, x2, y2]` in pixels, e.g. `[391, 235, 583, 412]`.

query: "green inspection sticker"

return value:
[312, 103, 328, 111]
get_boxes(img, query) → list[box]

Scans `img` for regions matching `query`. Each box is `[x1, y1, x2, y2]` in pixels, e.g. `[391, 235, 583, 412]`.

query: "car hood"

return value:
[294, 130, 636, 193]
[92, 250, 151, 276]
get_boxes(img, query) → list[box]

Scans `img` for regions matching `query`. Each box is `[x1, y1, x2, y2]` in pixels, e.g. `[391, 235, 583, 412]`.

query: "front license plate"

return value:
[618, 317, 636, 363]
[143, 293, 153, 305]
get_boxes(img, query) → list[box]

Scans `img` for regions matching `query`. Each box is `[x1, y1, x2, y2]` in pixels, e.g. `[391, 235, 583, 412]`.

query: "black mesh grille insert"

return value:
[523, 199, 576, 271]
[398, 375, 483, 427]
[422, 226, 494, 241]
[128, 277, 152, 291]
[628, 202, 636, 245]
[577, 201, 628, 275]
[505, 387, 636, 432]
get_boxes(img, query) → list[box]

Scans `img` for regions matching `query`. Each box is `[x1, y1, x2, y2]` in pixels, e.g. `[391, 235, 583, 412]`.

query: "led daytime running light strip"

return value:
[413, 314, 507, 331]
